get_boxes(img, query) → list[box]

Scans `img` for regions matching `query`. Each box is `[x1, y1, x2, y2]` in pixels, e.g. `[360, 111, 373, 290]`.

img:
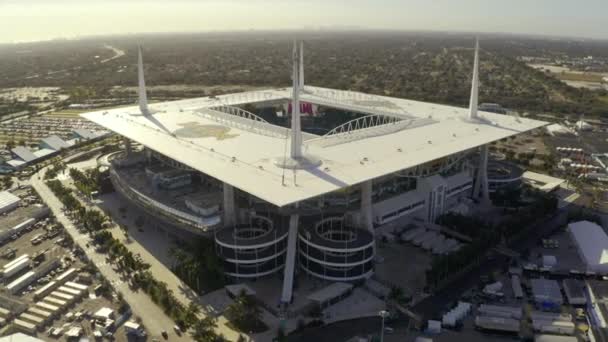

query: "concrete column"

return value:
[474, 144, 490, 203]
[144, 148, 152, 164]
[223, 183, 236, 227]
[480, 144, 490, 203]
[281, 212, 299, 305]
[123, 137, 132, 156]
[360, 181, 373, 232]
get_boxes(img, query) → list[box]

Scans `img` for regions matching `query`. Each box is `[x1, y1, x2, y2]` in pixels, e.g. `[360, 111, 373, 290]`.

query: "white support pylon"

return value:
[290, 40, 302, 159]
[468, 39, 479, 121]
[137, 45, 149, 115]
[299, 40, 304, 88]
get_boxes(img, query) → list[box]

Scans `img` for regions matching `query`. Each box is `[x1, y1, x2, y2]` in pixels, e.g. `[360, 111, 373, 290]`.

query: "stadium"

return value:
[82, 41, 545, 304]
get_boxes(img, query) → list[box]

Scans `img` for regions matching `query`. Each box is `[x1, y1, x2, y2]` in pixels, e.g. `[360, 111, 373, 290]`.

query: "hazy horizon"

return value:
[2, 0, 608, 44]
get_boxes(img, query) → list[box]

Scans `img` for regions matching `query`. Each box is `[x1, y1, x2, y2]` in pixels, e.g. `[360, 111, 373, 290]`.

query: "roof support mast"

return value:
[138, 45, 150, 115]
[468, 39, 479, 121]
[299, 40, 304, 88]
[274, 39, 320, 171]
[290, 40, 303, 159]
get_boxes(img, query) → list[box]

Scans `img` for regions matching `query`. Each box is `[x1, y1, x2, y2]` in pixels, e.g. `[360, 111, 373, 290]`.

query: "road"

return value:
[100, 45, 126, 64]
[31, 167, 193, 341]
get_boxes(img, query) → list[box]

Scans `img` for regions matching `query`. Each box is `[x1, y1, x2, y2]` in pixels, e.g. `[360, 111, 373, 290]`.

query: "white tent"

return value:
[568, 221, 608, 274]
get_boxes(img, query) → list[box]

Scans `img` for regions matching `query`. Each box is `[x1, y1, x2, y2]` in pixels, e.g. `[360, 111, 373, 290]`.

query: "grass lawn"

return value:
[555, 72, 604, 83]
[43, 109, 88, 118]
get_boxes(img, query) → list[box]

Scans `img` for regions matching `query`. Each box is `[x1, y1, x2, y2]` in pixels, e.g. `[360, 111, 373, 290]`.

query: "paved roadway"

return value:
[31, 168, 194, 341]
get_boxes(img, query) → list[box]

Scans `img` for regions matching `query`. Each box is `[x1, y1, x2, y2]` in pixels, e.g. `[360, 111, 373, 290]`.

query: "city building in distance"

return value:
[81, 41, 546, 306]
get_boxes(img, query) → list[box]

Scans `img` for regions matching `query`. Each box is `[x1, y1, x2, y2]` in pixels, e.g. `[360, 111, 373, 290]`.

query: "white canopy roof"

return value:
[0, 191, 20, 211]
[82, 86, 545, 207]
[569, 220, 608, 273]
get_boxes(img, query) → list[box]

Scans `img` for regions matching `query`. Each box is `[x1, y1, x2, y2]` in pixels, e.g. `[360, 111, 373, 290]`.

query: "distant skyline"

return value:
[2, 0, 608, 44]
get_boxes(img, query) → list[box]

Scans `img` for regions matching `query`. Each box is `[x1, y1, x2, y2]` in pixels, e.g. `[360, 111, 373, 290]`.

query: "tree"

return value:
[276, 327, 287, 342]
[182, 302, 201, 330]
[225, 289, 264, 332]
[1, 176, 13, 190]
[191, 317, 218, 342]
[388, 286, 410, 304]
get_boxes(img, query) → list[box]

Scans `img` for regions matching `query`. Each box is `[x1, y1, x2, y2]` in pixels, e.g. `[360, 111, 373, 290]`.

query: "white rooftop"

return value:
[0, 333, 45, 342]
[569, 220, 608, 273]
[522, 171, 565, 192]
[82, 86, 546, 207]
[0, 191, 20, 211]
[93, 307, 114, 319]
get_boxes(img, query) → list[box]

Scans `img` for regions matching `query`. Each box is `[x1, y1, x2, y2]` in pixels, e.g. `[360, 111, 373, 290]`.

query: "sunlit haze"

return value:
[2, 0, 608, 43]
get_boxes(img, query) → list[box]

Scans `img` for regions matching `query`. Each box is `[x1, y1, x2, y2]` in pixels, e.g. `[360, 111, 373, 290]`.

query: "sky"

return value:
[1, 0, 607, 44]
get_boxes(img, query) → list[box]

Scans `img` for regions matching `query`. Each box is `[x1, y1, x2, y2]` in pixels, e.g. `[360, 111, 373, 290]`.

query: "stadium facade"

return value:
[82, 41, 545, 304]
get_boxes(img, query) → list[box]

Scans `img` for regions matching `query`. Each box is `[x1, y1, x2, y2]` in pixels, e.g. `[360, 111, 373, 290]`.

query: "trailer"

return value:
[42, 297, 66, 308]
[6, 271, 36, 294]
[35, 302, 59, 314]
[1, 258, 30, 279]
[33, 259, 60, 280]
[478, 305, 522, 319]
[0, 307, 11, 319]
[34, 281, 58, 300]
[57, 285, 82, 297]
[532, 320, 575, 335]
[55, 268, 77, 285]
[13, 319, 37, 334]
[9, 219, 35, 237]
[49, 291, 75, 303]
[30, 233, 45, 245]
[2, 254, 29, 270]
[563, 279, 586, 305]
[64, 281, 88, 291]
[27, 307, 54, 320]
[475, 316, 520, 334]
[19, 312, 45, 326]
[530, 311, 572, 322]
[535, 334, 577, 342]
[511, 275, 524, 299]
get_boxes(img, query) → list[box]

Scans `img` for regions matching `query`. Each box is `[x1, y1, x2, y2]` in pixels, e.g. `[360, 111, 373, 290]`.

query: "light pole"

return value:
[379, 310, 389, 342]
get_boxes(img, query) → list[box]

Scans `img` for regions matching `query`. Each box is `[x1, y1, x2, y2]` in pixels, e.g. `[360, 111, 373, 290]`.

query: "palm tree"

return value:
[191, 317, 218, 342]
[183, 302, 201, 329]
